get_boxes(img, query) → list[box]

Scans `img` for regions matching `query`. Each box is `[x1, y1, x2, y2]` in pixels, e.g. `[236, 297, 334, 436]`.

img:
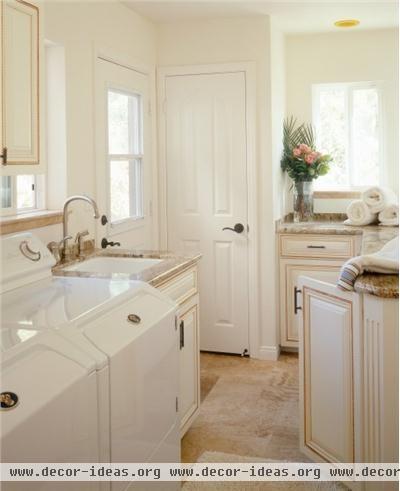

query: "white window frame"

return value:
[0, 174, 45, 217]
[312, 81, 383, 191]
[106, 86, 145, 233]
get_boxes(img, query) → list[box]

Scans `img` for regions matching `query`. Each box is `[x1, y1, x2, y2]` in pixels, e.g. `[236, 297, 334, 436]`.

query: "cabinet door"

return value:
[1, 0, 40, 165]
[280, 259, 343, 347]
[298, 276, 362, 464]
[178, 295, 200, 435]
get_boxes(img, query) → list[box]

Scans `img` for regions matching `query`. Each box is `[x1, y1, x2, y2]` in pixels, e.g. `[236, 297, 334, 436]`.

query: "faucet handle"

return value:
[58, 235, 72, 248]
[75, 229, 89, 243]
[47, 241, 61, 263]
[75, 230, 90, 257]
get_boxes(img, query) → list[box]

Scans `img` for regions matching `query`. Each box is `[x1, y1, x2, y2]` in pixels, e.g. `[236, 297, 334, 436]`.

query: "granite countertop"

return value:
[276, 214, 399, 299]
[52, 248, 202, 287]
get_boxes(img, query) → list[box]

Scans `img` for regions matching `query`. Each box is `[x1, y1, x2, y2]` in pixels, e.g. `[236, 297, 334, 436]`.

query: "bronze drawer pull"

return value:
[294, 287, 302, 314]
[1, 147, 7, 166]
[180, 320, 185, 349]
[307, 245, 326, 249]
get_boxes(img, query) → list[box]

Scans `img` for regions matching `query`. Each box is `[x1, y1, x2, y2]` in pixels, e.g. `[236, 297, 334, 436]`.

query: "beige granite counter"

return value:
[52, 248, 202, 287]
[277, 214, 399, 299]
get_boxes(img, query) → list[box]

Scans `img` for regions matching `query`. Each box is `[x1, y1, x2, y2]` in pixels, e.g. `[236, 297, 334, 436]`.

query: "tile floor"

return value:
[182, 351, 307, 463]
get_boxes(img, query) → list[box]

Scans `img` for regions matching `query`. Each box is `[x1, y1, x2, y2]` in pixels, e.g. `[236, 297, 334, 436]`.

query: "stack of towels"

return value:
[337, 237, 399, 292]
[345, 187, 399, 227]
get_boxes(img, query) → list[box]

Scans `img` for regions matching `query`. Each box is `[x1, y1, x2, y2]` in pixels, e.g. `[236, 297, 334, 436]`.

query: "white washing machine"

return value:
[1, 233, 180, 491]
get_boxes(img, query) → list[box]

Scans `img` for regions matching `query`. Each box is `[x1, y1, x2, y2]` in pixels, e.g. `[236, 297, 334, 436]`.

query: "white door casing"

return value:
[158, 64, 257, 355]
[95, 56, 153, 249]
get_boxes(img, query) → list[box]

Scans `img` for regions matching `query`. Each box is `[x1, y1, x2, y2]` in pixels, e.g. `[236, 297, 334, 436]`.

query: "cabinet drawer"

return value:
[158, 266, 198, 305]
[280, 234, 356, 259]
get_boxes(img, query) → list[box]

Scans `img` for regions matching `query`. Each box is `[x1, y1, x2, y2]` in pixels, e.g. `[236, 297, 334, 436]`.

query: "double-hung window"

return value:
[1, 175, 44, 216]
[107, 89, 144, 226]
[312, 82, 382, 190]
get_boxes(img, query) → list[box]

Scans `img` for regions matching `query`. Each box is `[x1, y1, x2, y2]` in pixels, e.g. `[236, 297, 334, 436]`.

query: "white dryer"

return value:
[1, 233, 180, 491]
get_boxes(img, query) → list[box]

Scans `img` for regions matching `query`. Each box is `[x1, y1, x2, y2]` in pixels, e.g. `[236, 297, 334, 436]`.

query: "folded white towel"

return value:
[337, 237, 399, 291]
[362, 186, 398, 213]
[345, 200, 377, 226]
[378, 204, 399, 226]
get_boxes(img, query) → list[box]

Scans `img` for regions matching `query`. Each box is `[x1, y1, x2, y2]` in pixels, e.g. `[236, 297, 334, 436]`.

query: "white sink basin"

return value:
[63, 256, 163, 275]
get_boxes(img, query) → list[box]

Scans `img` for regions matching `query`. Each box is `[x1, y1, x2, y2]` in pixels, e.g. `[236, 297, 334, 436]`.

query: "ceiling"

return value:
[124, 1, 399, 33]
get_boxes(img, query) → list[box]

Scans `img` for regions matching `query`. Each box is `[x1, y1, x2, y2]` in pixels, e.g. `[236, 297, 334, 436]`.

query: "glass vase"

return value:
[293, 181, 314, 223]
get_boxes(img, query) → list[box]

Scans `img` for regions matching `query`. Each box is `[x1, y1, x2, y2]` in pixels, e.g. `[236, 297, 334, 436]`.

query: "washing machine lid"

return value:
[1, 275, 147, 350]
[0, 329, 98, 439]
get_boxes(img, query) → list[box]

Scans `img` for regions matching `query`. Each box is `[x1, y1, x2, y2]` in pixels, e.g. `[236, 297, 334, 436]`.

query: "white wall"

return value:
[42, 0, 158, 244]
[270, 20, 287, 221]
[286, 28, 399, 210]
[158, 16, 281, 359]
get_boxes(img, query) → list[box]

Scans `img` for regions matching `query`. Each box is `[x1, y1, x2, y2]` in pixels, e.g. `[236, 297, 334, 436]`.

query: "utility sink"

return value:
[63, 256, 163, 275]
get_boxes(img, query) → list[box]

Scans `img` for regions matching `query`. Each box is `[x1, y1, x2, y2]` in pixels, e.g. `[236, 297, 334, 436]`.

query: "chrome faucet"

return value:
[62, 195, 100, 239]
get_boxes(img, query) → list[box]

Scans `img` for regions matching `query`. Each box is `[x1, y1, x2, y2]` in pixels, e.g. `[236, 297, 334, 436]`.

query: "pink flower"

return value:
[293, 148, 302, 157]
[299, 144, 311, 153]
[310, 151, 320, 160]
[305, 154, 315, 164]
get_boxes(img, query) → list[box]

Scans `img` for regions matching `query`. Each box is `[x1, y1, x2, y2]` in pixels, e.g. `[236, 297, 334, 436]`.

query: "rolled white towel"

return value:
[338, 237, 399, 291]
[378, 204, 399, 226]
[362, 186, 398, 213]
[345, 199, 377, 226]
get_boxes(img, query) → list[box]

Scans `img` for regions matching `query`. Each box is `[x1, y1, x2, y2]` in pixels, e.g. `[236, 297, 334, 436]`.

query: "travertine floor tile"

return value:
[182, 352, 305, 464]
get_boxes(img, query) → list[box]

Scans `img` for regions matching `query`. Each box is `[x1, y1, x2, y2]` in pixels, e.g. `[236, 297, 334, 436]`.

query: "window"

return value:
[312, 82, 382, 190]
[0, 175, 45, 216]
[107, 89, 143, 225]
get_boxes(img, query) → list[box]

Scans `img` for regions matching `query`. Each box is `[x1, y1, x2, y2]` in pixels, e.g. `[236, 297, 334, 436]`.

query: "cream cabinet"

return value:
[298, 277, 362, 465]
[298, 276, 398, 490]
[1, 0, 41, 166]
[157, 265, 200, 437]
[279, 234, 361, 348]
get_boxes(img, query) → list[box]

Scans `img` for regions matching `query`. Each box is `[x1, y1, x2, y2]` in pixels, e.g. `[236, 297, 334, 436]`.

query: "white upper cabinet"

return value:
[1, 0, 40, 166]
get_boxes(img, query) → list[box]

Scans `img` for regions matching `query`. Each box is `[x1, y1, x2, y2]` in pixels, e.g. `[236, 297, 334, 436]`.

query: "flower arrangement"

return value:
[280, 117, 332, 182]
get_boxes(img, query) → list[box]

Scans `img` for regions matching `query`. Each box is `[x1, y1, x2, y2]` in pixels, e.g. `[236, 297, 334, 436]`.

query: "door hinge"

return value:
[176, 396, 179, 413]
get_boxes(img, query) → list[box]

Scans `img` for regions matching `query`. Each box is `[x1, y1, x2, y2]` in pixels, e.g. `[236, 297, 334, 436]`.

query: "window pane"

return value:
[17, 175, 35, 209]
[315, 88, 348, 188]
[131, 158, 143, 218]
[110, 159, 143, 223]
[110, 160, 130, 222]
[352, 88, 380, 186]
[108, 90, 141, 155]
[1, 176, 12, 208]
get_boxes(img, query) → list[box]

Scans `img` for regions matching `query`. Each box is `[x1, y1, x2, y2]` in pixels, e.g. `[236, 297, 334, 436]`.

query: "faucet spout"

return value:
[62, 195, 100, 239]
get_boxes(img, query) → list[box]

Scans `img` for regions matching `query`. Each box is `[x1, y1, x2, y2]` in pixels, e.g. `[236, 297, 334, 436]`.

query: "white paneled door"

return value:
[164, 70, 249, 355]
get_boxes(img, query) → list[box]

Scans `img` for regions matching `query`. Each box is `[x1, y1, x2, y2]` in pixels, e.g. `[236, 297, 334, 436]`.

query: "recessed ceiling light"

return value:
[334, 19, 360, 28]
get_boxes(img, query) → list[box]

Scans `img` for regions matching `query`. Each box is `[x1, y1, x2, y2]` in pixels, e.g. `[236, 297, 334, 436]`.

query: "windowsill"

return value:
[0, 210, 63, 235]
[314, 190, 362, 199]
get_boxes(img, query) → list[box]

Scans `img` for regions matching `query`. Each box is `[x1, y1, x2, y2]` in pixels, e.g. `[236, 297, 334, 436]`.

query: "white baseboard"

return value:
[255, 345, 280, 361]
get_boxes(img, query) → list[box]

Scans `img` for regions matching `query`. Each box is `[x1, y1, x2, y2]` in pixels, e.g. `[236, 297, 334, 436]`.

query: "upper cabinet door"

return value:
[1, 0, 40, 165]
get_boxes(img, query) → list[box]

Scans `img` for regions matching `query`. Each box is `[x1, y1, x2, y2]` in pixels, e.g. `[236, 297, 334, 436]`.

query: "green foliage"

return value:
[281, 117, 332, 183]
